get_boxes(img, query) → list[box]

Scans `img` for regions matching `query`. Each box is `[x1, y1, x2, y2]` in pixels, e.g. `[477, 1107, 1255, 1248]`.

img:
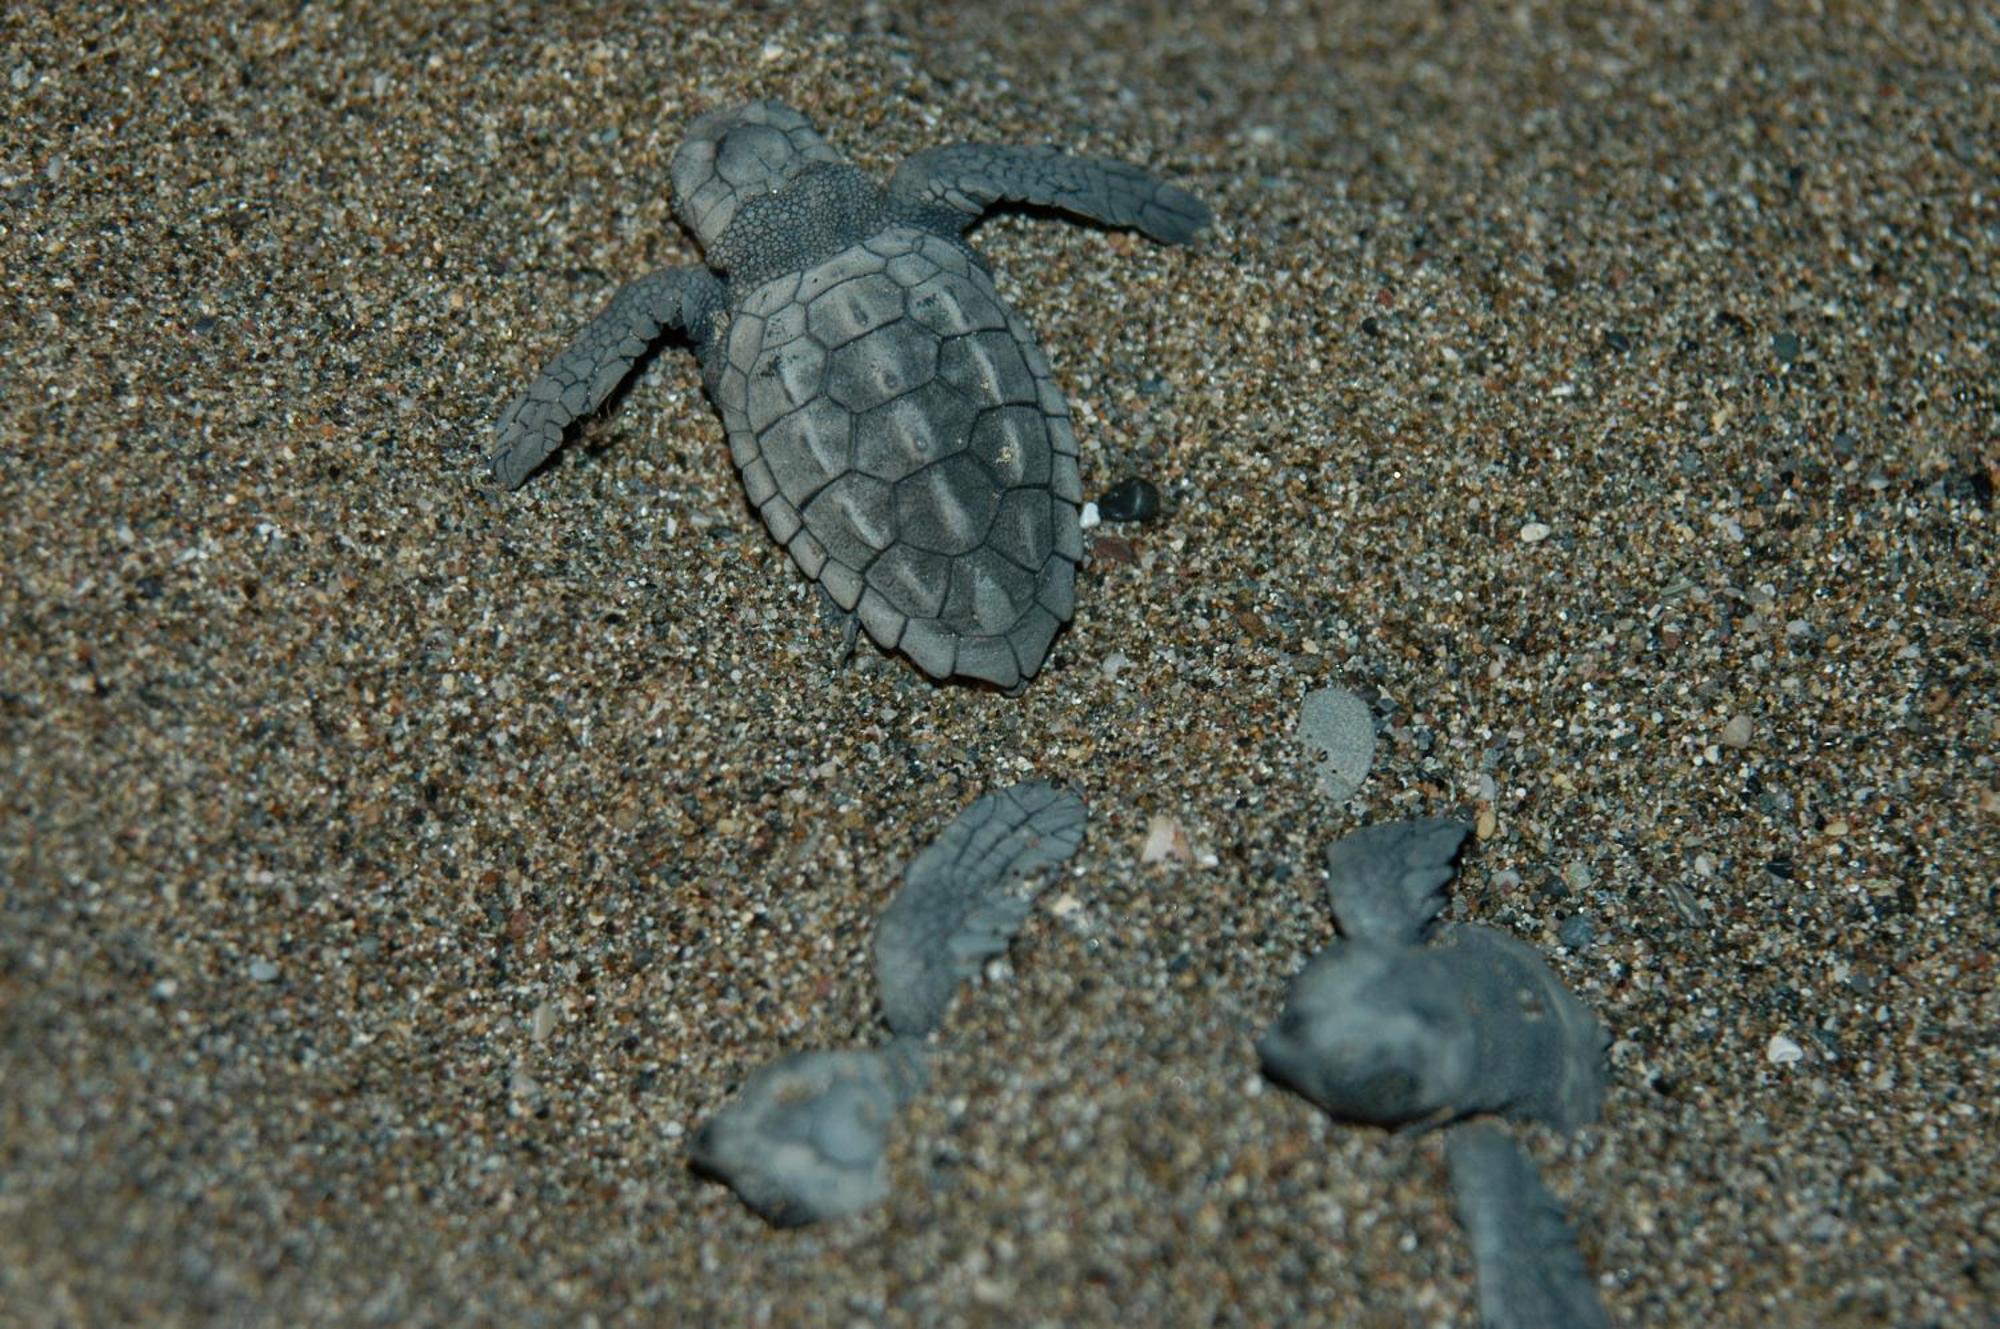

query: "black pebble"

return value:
[1097, 478, 1162, 523]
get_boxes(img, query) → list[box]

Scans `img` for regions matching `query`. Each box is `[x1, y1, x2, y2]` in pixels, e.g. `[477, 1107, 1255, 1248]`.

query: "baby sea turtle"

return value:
[691, 782, 1087, 1225]
[1255, 819, 1614, 1326]
[492, 102, 1210, 689]
[1258, 820, 1609, 1133]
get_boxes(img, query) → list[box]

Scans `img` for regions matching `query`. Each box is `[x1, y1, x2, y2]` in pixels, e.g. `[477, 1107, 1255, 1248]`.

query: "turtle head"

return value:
[1256, 942, 1473, 1128]
[672, 101, 844, 251]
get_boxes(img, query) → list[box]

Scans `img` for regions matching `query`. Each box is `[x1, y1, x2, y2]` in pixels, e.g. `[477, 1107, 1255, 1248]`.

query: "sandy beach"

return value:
[3, 2, 1994, 1324]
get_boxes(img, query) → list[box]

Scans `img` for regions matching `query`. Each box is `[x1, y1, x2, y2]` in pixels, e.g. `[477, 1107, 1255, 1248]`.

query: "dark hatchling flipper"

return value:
[1322, 817, 1470, 945]
[693, 780, 1087, 1225]
[1447, 1123, 1613, 1329]
[874, 782, 1088, 1037]
[490, 265, 726, 490]
[889, 144, 1212, 243]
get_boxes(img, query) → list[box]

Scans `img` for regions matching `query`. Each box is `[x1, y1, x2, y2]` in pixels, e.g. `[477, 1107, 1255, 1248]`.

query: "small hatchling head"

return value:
[1256, 940, 1475, 1129]
[670, 101, 845, 251]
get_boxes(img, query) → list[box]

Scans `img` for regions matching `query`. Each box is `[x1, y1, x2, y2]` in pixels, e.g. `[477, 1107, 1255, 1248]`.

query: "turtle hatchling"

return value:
[491, 101, 1211, 689]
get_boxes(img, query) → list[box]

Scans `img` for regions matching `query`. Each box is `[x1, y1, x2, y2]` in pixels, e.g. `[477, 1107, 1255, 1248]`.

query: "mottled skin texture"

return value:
[492, 102, 1209, 688]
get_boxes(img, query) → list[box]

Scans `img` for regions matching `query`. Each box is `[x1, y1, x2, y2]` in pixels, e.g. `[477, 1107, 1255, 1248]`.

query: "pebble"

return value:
[248, 960, 279, 984]
[1766, 1033, 1805, 1066]
[1519, 521, 1552, 543]
[1559, 914, 1596, 950]
[1139, 813, 1192, 865]
[1079, 500, 1102, 530]
[1297, 685, 1376, 802]
[1096, 478, 1162, 523]
[1090, 534, 1138, 566]
[1720, 715, 1754, 748]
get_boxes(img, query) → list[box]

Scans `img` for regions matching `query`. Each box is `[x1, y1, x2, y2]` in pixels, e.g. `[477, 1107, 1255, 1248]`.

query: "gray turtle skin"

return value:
[1447, 1124, 1613, 1329]
[1257, 818, 1610, 1132]
[691, 781, 1089, 1225]
[492, 102, 1210, 688]
[1258, 925, 1610, 1132]
[875, 781, 1088, 1036]
[687, 1041, 926, 1227]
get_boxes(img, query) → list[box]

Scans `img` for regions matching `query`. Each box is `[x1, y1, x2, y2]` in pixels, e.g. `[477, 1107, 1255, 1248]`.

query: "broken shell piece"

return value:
[1258, 925, 1608, 1132]
[1322, 817, 1470, 945]
[1139, 813, 1191, 865]
[874, 782, 1087, 1037]
[689, 1043, 924, 1227]
[1298, 685, 1377, 802]
[1447, 1122, 1612, 1329]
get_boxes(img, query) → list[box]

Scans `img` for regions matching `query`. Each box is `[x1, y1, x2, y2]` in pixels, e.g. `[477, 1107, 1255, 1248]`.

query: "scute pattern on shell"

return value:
[719, 226, 1081, 689]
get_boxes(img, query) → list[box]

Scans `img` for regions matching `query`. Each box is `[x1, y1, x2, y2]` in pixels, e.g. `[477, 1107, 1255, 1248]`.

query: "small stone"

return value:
[1475, 804, 1497, 840]
[1773, 330, 1801, 363]
[1097, 478, 1162, 523]
[531, 1001, 558, 1043]
[1091, 534, 1137, 566]
[1766, 1032, 1805, 1066]
[1140, 813, 1191, 865]
[1100, 651, 1133, 680]
[1519, 521, 1552, 543]
[1079, 500, 1102, 529]
[1559, 914, 1595, 950]
[1720, 715, 1754, 748]
[1298, 685, 1376, 802]
[248, 960, 279, 983]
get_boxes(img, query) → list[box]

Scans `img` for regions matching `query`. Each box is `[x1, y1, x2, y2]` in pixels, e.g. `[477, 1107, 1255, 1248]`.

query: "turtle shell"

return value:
[709, 226, 1083, 688]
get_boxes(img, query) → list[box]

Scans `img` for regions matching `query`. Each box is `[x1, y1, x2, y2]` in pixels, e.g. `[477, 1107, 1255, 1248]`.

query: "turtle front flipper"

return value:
[887, 144, 1210, 245]
[490, 265, 725, 490]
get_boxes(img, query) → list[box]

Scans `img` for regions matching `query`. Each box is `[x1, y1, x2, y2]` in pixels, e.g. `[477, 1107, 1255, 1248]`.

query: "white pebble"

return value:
[248, 960, 279, 983]
[1766, 1033, 1805, 1066]
[1139, 814, 1191, 865]
[1080, 501, 1102, 530]
[1519, 521, 1552, 543]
